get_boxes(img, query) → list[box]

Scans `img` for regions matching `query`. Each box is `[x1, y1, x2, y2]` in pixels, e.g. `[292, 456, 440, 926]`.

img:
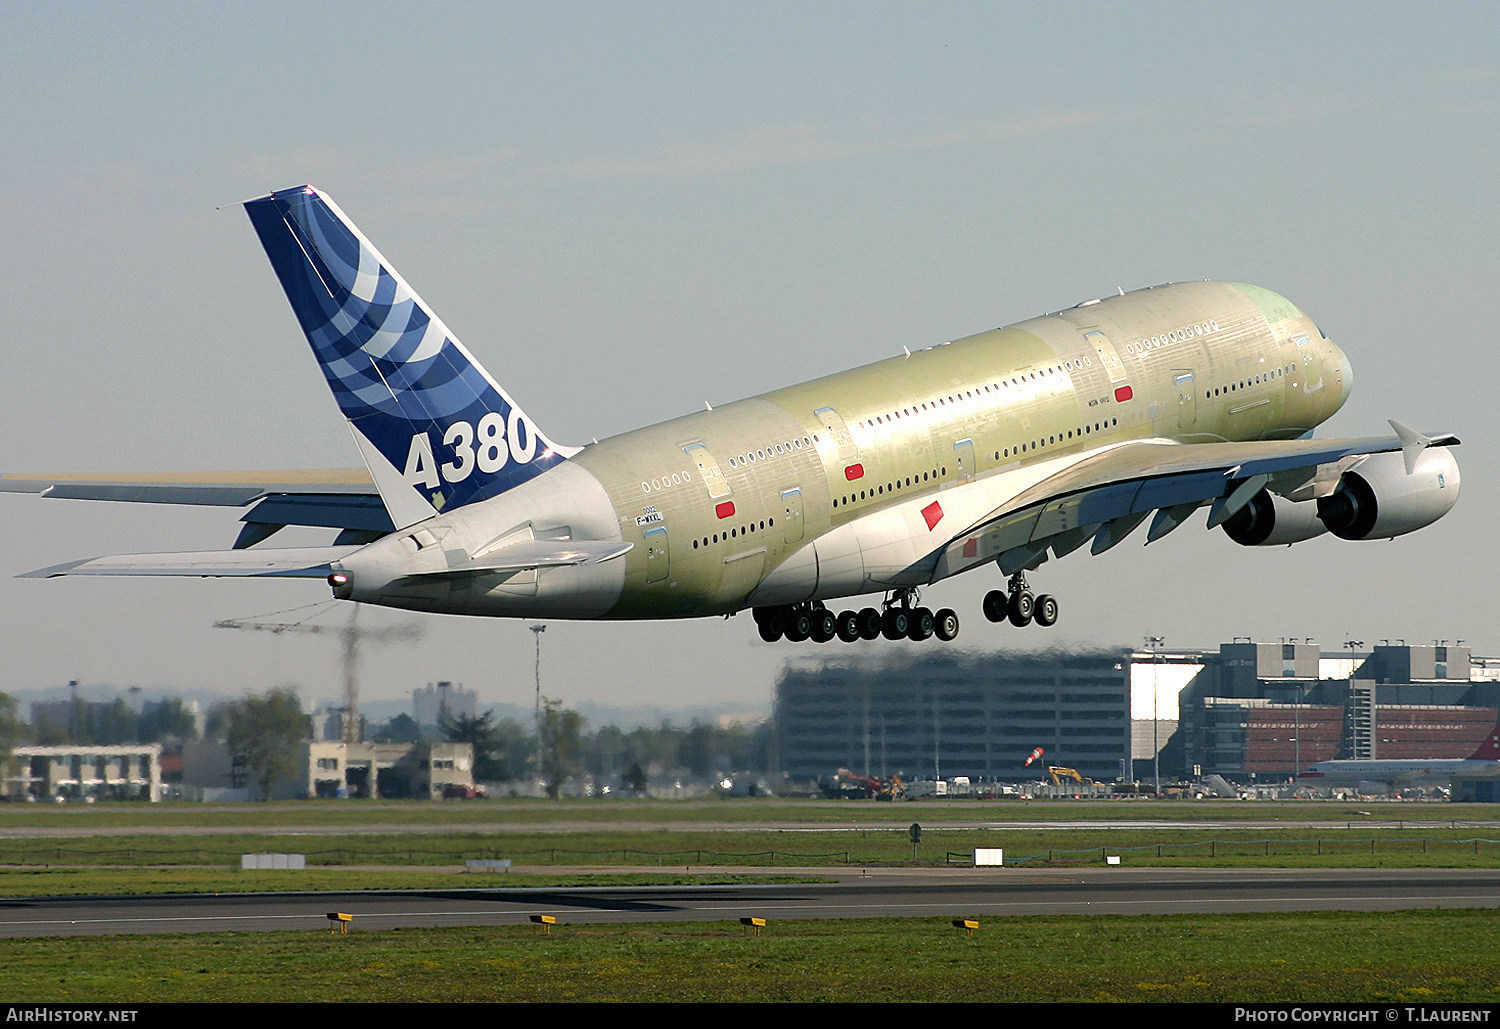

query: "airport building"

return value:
[774, 650, 1132, 783]
[181, 740, 474, 801]
[3, 745, 163, 802]
[774, 640, 1500, 787]
[1178, 642, 1500, 779]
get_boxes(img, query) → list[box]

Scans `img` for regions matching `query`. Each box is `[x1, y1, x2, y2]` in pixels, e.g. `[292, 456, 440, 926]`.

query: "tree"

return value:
[540, 698, 585, 798]
[137, 698, 197, 746]
[441, 712, 503, 781]
[0, 693, 25, 785]
[373, 712, 422, 744]
[222, 688, 311, 800]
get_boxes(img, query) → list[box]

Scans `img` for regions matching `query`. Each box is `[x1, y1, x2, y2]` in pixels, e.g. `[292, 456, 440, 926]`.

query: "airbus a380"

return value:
[5, 186, 1462, 644]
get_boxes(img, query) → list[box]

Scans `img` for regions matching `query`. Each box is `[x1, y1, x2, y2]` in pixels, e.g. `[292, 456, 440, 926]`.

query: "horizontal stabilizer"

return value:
[0, 470, 375, 505]
[21, 546, 360, 579]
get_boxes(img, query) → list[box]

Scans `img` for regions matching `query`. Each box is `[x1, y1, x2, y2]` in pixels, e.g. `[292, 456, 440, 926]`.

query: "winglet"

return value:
[1389, 419, 1461, 475]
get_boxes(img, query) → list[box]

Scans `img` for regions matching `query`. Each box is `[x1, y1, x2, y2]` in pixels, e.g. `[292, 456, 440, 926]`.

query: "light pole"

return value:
[530, 624, 546, 791]
[1145, 636, 1165, 796]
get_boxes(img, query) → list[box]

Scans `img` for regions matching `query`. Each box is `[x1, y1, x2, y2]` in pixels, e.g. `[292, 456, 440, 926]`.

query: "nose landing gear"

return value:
[983, 573, 1058, 628]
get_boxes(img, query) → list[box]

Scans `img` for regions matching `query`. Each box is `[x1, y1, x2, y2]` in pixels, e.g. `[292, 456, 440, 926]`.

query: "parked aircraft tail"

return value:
[243, 185, 575, 529]
[1469, 723, 1500, 761]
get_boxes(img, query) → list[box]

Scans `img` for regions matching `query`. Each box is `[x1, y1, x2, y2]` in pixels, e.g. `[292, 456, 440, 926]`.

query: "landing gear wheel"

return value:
[1034, 594, 1059, 627]
[934, 608, 960, 641]
[757, 618, 783, 642]
[810, 609, 837, 643]
[785, 610, 813, 642]
[856, 608, 883, 641]
[837, 610, 861, 643]
[1008, 590, 1034, 627]
[907, 607, 935, 642]
[882, 608, 911, 641]
[982, 590, 1007, 623]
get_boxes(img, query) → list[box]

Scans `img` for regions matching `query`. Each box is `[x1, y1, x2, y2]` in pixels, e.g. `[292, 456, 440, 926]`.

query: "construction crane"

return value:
[214, 605, 422, 744]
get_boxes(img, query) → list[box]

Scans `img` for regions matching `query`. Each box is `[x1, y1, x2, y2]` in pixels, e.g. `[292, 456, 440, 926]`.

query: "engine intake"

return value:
[1316, 447, 1460, 540]
[1222, 490, 1328, 546]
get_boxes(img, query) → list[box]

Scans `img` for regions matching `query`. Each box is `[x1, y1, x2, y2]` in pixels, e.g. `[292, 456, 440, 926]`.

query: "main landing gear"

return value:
[983, 572, 1058, 628]
[754, 590, 960, 644]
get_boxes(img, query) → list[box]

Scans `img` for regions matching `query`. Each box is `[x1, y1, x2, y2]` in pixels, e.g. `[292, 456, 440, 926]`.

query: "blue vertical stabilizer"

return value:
[244, 185, 573, 528]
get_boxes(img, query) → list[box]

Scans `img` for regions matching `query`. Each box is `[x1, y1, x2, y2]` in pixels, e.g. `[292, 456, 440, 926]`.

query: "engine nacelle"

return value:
[1316, 447, 1460, 540]
[1221, 490, 1329, 546]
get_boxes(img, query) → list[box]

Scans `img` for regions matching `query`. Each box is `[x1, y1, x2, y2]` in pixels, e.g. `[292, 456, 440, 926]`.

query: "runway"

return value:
[2, 867, 1499, 937]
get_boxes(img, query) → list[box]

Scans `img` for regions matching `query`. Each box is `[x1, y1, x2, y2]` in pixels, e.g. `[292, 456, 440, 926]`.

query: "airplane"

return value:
[4, 185, 1463, 645]
[1297, 727, 1500, 790]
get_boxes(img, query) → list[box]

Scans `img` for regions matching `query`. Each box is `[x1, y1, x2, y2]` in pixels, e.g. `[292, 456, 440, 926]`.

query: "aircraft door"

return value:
[781, 487, 804, 544]
[684, 444, 731, 499]
[814, 408, 860, 461]
[1084, 330, 1127, 383]
[1173, 371, 1197, 428]
[954, 438, 977, 483]
[643, 526, 669, 584]
[1294, 334, 1323, 394]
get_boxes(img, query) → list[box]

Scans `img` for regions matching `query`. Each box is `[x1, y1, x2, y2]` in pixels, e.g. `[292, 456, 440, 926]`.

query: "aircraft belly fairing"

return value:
[9, 185, 1463, 645]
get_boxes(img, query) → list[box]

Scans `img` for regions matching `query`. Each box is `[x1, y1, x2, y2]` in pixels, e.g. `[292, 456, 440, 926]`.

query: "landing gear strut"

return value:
[753, 591, 959, 644]
[983, 573, 1058, 628]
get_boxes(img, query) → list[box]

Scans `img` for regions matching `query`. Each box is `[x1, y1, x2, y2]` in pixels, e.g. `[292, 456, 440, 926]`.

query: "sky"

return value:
[1, 2, 1496, 724]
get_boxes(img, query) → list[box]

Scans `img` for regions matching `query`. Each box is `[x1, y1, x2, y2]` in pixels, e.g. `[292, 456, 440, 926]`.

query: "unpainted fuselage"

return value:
[334, 280, 1350, 619]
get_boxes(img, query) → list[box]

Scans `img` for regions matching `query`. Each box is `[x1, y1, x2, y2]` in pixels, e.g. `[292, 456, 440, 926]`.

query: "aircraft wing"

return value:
[0, 469, 389, 549]
[932, 422, 1459, 579]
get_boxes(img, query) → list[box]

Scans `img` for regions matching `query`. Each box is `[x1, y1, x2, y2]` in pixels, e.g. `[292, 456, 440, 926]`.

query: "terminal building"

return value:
[774, 649, 1132, 783]
[1179, 641, 1500, 779]
[774, 640, 1500, 787]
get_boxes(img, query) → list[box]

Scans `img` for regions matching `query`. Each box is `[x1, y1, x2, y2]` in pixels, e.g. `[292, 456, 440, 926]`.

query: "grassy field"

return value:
[0, 798, 1497, 898]
[0, 866, 828, 896]
[0, 796, 1495, 829]
[2, 825, 1500, 878]
[2, 801, 1496, 1003]
[1, 909, 1495, 1002]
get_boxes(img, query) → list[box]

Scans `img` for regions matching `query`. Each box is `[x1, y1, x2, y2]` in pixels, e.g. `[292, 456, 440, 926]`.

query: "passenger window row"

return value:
[694, 518, 774, 550]
[1207, 364, 1293, 399]
[852, 361, 1091, 433]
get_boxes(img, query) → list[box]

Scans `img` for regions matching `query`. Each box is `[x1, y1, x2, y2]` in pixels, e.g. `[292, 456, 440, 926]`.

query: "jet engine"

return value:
[1315, 447, 1461, 540]
[1221, 490, 1328, 547]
